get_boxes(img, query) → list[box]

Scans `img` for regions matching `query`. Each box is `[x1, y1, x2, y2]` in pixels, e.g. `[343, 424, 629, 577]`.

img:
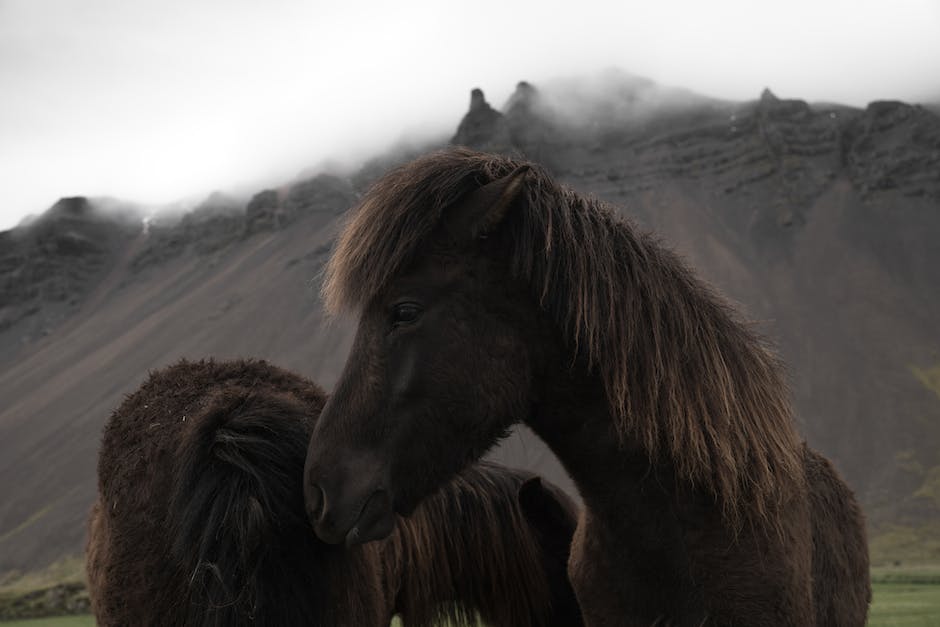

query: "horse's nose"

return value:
[305, 450, 393, 544]
[305, 478, 347, 544]
[305, 482, 325, 526]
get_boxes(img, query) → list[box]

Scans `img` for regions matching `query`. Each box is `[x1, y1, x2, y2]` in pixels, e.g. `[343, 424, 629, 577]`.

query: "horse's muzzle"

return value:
[304, 456, 395, 546]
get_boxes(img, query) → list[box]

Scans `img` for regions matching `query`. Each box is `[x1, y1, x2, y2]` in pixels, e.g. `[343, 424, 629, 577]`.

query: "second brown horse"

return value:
[87, 358, 581, 626]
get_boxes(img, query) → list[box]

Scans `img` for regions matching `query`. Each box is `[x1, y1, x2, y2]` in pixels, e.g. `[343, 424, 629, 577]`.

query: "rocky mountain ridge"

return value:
[1, 73, 938, 573]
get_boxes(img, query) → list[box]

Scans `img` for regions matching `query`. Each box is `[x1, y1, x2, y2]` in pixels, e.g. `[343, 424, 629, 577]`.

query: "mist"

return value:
[2, 0, 939, 230]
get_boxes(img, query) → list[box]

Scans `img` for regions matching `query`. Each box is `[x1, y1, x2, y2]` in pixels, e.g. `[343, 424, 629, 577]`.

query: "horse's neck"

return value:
[528, 369, 670, 518]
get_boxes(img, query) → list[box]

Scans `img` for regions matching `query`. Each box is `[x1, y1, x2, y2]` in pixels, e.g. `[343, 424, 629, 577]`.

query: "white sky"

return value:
[2, 0, 939, 231]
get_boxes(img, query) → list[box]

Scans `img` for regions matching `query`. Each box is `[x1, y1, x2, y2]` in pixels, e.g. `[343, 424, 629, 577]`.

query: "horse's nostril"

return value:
[306, 483, 325, 524]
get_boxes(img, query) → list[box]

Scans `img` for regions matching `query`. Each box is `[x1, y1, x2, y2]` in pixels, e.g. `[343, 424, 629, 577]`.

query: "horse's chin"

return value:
[392, 495, 419, 518]
[344, 489, 395, 547]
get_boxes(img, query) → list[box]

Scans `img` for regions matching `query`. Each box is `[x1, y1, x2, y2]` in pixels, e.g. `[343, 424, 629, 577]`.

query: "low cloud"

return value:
[2, 0, 938, 231]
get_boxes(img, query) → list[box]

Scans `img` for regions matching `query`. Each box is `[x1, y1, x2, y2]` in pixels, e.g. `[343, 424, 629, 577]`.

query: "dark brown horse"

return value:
[304, 148, 871, 625]
[87, 358, 581, 626]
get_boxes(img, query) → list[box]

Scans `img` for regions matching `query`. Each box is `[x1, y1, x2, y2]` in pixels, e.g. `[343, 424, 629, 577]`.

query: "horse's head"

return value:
[304, 165, 545, 546]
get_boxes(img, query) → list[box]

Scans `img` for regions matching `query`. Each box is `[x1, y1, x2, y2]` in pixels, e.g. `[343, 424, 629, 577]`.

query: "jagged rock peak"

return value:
[469, 87, 489, 112]
[505, 81, 539, 115]
[512, 80, 537, 101]
[17, 196, 141, 239]
[50, 196, 91, 216]
[757, 87, 810, 118]
[35, 197, 116, 231]
[451, 87, 510, 149]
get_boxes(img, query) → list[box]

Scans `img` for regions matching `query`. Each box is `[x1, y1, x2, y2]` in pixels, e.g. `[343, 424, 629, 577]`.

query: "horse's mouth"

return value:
[344, 488, 395, 547]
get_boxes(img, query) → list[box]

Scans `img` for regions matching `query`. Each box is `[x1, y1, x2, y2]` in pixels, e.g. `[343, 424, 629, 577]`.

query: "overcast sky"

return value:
[2, 0, 939, 230]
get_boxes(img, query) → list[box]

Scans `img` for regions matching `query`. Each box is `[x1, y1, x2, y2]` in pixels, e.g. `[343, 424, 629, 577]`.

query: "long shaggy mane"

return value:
[386, 462, 557, 627]
[324, 147, 805, 527]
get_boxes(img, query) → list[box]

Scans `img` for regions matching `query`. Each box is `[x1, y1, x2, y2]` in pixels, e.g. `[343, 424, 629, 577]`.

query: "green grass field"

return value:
[867, 582, 940, 626]
[4, 583, 940, 626]
[0, 618, 93, 627]
[2, 574, 938, 626]
[865, 563, 940, 626]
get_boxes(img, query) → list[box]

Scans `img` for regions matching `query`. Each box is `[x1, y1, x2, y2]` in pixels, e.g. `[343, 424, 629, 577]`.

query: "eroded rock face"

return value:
[132, 175, 356, 271]
[244, 175, 356, 234]
[844, 101, 940, 199]
[244, 189, 281, 234]
[0, 172, 358, 343]
[449, 81, 940, 213]
[130, 193, 245, 270]
[284, 173, 356, 218]
[0, 197, 140, 336]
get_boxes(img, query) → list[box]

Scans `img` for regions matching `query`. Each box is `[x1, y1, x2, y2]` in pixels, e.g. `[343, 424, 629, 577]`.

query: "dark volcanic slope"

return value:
[2, 75, 939, 573]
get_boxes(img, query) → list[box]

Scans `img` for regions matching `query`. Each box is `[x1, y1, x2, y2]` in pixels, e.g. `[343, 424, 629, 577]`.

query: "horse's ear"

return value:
[450, 165, 530, 240]
[518, 476, 578, 541]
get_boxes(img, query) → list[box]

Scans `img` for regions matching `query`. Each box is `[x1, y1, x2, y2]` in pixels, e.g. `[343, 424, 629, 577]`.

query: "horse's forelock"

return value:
[322, 148, 521, 314]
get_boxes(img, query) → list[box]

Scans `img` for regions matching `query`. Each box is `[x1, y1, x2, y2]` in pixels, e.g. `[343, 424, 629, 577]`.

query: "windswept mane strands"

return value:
[386, 463, 553, 627]
[325, 148, 805, 527]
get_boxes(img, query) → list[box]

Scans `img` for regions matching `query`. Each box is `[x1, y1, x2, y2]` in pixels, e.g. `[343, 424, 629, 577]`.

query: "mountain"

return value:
[2, 72, 939, 574]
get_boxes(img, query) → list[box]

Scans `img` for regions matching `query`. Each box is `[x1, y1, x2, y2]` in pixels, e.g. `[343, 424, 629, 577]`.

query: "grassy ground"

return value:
[868, 582, 940, 626]
[3, 589, 940, 626]
[0, 558, 89, 622]
[4, 584, 940, 626]
[2, 567, 939, 625]
[0, 618, 93, 627]
[864, 563, 940, 627]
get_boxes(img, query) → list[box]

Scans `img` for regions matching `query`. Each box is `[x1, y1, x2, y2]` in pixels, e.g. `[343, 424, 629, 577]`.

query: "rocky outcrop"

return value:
[504, 81, 546, 146]
[0, 171, 357, 341]
[844, 101, 940, 199]
[451, 88, 511, 150]
[244, 189, 282, 234]
[130, 192, 244, 270]
[133, 174, 356, 271]
[0, 197, 140, 335]
[449, 80, 940, 220]
[283, 173, 356, 218]
[450, 82, 557, 160]
[246, 174, 356, 237]
[245, 174, 356, 235]
[523, 86, 940, 225]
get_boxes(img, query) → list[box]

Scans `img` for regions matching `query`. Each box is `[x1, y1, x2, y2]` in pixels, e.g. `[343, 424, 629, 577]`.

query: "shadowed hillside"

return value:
[1, 71, 938, 574]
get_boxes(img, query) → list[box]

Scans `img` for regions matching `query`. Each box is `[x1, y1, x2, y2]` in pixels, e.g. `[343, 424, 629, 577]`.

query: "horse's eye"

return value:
[391, 302, 422, 326]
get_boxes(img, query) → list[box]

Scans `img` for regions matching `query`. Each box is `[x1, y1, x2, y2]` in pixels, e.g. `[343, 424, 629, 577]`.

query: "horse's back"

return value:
[87, 359, 386, 626]
[806, 446, 871, 626]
